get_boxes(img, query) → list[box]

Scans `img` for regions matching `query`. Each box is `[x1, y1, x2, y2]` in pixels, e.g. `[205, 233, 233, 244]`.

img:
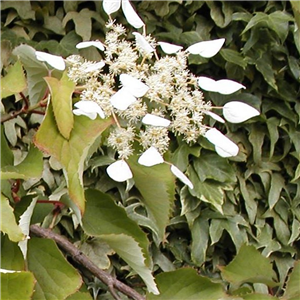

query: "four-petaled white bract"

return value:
[186, 38, 225, 58]
[158, 42, 183, 54]
[204, 111, 225, 123]
[106, 160, 133, 182]
[103, 0, 121, 14]
[73, 100, 105, 119]
[133, 32, 155, 54]
[170, 165, 194, 189]
[35, 51, 65, 70]
[122, 0, 144, 29]
[223, 101, 260, 123]
[120, 74, 149, 97]
[76, 41, 105, 51]
[138, 146, 164, 167]
[142, 114, 171, 127]
[198, 76, 246, 95]
[205, 128, 239, 157]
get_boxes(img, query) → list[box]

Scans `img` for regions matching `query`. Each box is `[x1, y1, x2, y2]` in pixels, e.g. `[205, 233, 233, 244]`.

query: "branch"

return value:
[29, 225, 146, 300]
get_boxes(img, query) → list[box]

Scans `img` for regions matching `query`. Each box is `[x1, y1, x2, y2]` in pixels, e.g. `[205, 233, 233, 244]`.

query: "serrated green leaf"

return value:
[283, 260, 300, 300]
[1, 146, 43, 180]
[147, 268, 225, 299]
[12, 45, 48, 105]
[34, 103, 113, 214]
[128, 157, 175, 243]
[27, 237, 82, 300]
[1, 60, 27, 98]
[0, 194, 24, 242]
[44, 72, 75, 140]
[0, 271, 36, 300]
[220, 244, 278, 287]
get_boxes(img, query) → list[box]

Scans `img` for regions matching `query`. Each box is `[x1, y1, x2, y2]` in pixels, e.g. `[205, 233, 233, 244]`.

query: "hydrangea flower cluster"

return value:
[35, 0, 260, 189]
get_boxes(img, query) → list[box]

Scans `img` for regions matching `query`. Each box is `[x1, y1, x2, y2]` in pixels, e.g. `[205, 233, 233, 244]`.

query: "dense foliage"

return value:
[1, 1, 300, 299]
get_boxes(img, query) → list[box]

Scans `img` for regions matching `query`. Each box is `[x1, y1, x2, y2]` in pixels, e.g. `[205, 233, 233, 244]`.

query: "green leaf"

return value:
[255, 53, 277, 90]
[220, 49, 247, 69]
[128, 157, 175, 243]
[268, 173, 285, 210]
[1, 126, 14, 168]
[82, 189, 159, 294]
[147, 268, 225, 299]
[34, 103, 113, 214]
[220, 244, 278, 287]
[66, 291, 93, 300]
[0, 194, 24, 242]
[243, 294, 279, 300]
[206, 1, 233, 28]
[1, 146, 43, 180]
[0, 1, 35, 20]
[0, 60, 27, 98]
[283, 260, 300, 300]
[12, 45, 49, 105]
[0, 271, 35, 300]
[44, 72, 75, 140]
[27, 237, 82, 300]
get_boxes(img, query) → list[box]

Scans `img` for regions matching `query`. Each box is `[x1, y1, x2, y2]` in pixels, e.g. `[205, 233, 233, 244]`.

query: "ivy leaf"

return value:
[82, 189, 158, 294]
[0, 1, 35, 20]
[128, 157, 175, 243]
[12, 45, 49, 105]
[27, 238, 82, 300]
[34, 103, 113, 214]
[44, 72, 75, 140]
[0, 60, 27, 98]
[0, 271, 36, 300]
[220, 244, 278, 287]
[255, 53, 277, 90]
[147, 268, 225, 299]
[0, 194, 24, 242]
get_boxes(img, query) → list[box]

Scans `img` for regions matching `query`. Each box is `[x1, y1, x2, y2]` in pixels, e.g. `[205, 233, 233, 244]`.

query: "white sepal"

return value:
[76, 41, 105, 51]
[138, 146, 164, 167]
[187, 38, 225, 58]
[110, 87, 137, 110]
[170, 165, 194, 189]
[35, 51, 65, 70]
[204, 111, 225, 123]
[84, 61, 105, 72]
[142, 114, 170, 127]
[103, 0, 121, 14]
[120, 74, 149, 97]
[122, 0, 144, 29]
[133, 32, 155, 54]
[73, 100, 105, 119]
[205, 128, 239, 157]
[106, 160, 133, 182]
[223, 101, 260, 123]
[158, 42, 183, 54]
[198, 76, 245, 95]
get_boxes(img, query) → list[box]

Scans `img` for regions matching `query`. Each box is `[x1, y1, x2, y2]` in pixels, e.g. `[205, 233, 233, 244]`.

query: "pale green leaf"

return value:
[27, 238, 82, 300]
[66, 291, 93, 300]
[0, 194, 24, 242]
[1, 146, 43, 180]
[220, 244, 278, 287]
[12, 45, 48, 105]
[268, 11, 293, 43]
[147, 268, 225, 299]
[283, 260, 300, 300]
[44, 72, 75, 140]
[128, 157, 175, 243]
[0, 271, 36, 300]
[206, 1, 233, 28]
[268, 173, 285, 209]
[0, 60, 27, 98]
[243, 294, 279, 300]
[0, 1, 35, 20]
[34, 103, 113, 214]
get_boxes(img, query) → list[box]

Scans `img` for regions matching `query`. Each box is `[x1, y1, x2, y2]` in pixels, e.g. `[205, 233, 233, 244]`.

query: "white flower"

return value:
[142, 114, 170, 127]
[83, 61, 105, 73]
[103, 0, 121, 14]
[110, 88, 137, 111]
[106, 160, 133, 182]
[158, 42, 183, 54]
[223, 101, 260, 123]
[186, 38, 225, 58]
[133, 32, 155, 54]
[170, 165, 194, 189]
[73, 101, 105, 119]
[205, 128, 239, 157]
[122, 0, 144, 29]
[35, 51, 65, 70]
[198, 76, 245, 95]
[76, 41, 105, 51]
[138, 146, 164, 166]
[204, 111, 225, 123]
